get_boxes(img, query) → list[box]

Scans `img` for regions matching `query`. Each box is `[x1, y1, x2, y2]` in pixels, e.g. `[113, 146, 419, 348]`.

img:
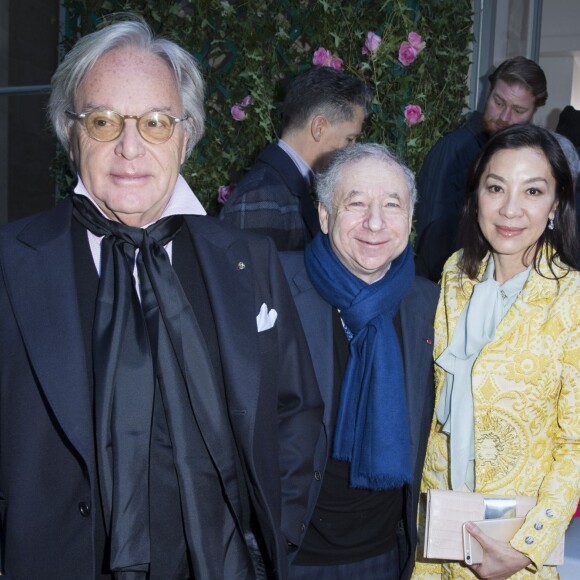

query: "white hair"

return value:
[316, 142, 417, 214]
[48, 14, 205, 162]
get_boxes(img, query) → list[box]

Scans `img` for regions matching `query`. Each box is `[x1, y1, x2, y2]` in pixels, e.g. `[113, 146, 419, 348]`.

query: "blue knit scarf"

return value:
[305, 233, 415, 490]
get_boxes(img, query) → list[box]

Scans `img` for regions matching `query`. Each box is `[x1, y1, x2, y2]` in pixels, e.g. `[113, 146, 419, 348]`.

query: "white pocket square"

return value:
[256, 303, 278, 332]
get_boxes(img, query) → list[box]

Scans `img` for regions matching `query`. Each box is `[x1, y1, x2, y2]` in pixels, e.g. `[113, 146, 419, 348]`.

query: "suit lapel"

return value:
[3, 201, 94, 466]
[183, 217, 261, 441]
[398, 283, 435, 463]
[280, 255, 334, 426]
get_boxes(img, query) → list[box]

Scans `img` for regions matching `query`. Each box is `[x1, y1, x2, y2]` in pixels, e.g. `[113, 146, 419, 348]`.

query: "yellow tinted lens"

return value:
[85, 111, 123, 141]
[138, 112, 174, 143]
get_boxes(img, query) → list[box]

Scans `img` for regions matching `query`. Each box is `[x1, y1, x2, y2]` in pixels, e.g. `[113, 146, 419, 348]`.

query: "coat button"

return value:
[534, 522, 543, 530]
[546, 509, 554, 518]
[525, 536, 534, 544]
[78, 502, 91, 517]
[314, 470, 321, 481]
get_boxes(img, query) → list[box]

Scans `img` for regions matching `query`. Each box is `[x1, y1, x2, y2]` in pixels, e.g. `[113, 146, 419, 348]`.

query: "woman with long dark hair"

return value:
[413, 124, 580, 579]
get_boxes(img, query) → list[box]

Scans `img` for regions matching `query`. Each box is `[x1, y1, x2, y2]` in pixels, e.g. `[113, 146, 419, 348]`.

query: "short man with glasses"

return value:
[0, 15, 323, 579]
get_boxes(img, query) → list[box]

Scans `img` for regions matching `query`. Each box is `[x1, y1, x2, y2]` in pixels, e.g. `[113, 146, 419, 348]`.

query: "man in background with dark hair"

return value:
[220, 66, 372, 251]
[414, 56, 548, 282]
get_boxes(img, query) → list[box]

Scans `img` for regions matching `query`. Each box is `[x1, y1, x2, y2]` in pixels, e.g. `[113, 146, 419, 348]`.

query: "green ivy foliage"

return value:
[59, 0, 473, 216]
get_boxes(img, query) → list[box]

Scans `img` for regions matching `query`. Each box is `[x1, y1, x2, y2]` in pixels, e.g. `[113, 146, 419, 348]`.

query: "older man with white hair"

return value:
[281, 143, 438, 580]
[0, 15, 323, 579]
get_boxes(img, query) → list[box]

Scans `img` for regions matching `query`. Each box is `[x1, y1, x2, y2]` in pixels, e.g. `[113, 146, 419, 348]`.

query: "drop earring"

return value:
[548, 217, 555, 231]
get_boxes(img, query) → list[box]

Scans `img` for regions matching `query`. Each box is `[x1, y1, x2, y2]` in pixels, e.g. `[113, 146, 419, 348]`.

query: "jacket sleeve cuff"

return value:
[510, 505, 567, 571]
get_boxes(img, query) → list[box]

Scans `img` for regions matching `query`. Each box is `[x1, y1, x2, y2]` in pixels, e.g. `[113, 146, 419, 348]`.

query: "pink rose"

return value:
[313, 47, 343, 70]
[231, 104, 246, 121]
[330, 56, 344, 71]
[362, 31, 382, 56]
[240, 95, 252, 107]
[404, 104, 424, 127]
[407, 31, 426, 52]
[398, 41, 417, 66]
[217, 185, 232, 205]
[313, 47, 333, 67]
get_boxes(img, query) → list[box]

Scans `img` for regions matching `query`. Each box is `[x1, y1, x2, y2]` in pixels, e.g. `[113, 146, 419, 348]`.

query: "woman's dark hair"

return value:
[458, 124, 580, 280]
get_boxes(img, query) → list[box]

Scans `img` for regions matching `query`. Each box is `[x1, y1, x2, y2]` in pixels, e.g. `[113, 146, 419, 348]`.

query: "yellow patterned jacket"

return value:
[413, 250, 580, 580]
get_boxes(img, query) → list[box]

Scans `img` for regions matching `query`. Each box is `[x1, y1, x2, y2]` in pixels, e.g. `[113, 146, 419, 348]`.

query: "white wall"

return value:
[536, 54, 577, 128]
[536, 0, 580, 129]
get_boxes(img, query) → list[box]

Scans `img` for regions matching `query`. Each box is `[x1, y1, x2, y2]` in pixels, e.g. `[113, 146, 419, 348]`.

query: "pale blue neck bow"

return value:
[436, 256, 531, 490]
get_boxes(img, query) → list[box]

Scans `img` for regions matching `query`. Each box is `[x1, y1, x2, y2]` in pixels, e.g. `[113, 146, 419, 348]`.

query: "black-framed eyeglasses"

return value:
[66, 109, 188, 144]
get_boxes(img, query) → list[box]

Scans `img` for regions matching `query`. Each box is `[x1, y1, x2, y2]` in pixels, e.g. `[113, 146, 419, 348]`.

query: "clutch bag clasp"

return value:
[483, 497, 517, 519]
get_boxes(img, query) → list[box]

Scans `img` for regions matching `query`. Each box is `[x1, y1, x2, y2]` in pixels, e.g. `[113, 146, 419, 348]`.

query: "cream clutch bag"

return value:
[423, 489, 564, 565]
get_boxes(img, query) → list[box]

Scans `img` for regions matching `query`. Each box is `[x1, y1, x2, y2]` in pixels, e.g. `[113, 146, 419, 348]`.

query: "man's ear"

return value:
[66, 123, 76, 163]
[68, 142, 79, 167]
[318, 201, 329, 234]
[179, 119, 192, 165]
[311, 115, 328, 143]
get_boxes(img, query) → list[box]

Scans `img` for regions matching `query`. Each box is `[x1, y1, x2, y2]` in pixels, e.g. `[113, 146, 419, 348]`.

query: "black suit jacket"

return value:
[220, 143, 320, 251]
[280, 253, 438, 580]
[0, 199, 324, 579]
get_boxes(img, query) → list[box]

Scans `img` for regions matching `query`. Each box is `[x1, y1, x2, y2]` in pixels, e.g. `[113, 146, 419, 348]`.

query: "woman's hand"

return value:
[465, 521, 532, 580]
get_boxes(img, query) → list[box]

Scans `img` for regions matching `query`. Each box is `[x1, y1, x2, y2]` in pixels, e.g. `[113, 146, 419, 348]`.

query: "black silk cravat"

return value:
[71, 195, 251, 578]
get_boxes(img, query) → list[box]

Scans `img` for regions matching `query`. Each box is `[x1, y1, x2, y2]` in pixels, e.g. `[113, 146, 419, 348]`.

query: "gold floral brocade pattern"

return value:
[475, 408, 527, 491]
